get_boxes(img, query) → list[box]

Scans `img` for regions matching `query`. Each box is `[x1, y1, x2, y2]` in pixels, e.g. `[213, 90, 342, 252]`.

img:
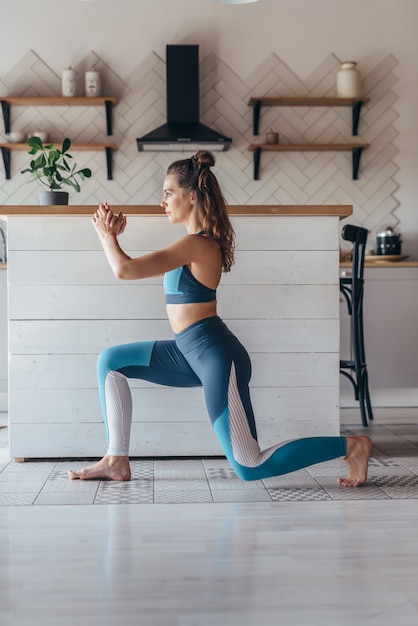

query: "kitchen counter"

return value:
[341, 261, 418, 268]
[0, 204, 352, 216]
[4, 204, 348, 459]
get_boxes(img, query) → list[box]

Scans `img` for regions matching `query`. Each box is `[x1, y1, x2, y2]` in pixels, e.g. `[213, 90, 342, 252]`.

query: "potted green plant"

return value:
[21, 137, 92, 205]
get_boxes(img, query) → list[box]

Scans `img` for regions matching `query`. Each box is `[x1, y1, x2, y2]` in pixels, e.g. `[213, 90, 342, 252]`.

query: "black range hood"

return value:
[137, 45, 232, 152]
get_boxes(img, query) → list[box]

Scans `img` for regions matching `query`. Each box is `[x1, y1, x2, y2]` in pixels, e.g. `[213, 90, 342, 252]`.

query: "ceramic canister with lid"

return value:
[85, 71, 101, 97]
[62, 67, 77, 97]
[336, 62, 361, 98]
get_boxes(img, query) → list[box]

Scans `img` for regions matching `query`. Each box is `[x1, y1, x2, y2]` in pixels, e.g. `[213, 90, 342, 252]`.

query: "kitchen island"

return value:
[2, 205, 350, 459]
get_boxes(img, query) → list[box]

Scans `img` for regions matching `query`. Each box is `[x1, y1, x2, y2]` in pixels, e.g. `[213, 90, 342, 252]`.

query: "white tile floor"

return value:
[1, 421, 418, 625]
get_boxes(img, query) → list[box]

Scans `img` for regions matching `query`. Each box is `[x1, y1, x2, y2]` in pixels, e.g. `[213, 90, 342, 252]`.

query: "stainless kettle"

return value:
[376, 226, 402, 256]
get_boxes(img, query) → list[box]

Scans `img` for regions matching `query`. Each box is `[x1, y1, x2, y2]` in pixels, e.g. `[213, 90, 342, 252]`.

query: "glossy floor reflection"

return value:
[2, 500, 418, 625]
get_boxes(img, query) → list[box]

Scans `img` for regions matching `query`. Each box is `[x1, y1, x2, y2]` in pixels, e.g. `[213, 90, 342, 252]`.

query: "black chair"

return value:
[340, 224, 374, 427]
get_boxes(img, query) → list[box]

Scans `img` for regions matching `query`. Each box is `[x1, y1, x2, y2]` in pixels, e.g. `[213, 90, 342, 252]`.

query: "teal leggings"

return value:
[98, 316, 346, 480]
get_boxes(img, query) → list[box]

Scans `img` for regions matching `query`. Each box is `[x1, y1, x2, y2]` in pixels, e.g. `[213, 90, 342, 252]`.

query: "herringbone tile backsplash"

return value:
[0, 50, 399, 238]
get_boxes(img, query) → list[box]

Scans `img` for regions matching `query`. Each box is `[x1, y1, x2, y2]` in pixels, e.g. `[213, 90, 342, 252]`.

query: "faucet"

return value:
[0, 224, 6, 263]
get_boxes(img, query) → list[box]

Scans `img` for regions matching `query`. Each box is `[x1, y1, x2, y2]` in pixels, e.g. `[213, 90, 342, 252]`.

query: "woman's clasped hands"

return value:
[92, 202, 127, 239]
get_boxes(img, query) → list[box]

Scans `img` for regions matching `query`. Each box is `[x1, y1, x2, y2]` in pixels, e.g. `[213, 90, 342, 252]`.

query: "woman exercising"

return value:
[69, 150, 371, 486]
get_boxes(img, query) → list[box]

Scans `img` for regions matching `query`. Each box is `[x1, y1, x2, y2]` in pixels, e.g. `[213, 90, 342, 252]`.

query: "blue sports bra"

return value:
[164, 265, 217, 304]
[163, 232, 217, 305]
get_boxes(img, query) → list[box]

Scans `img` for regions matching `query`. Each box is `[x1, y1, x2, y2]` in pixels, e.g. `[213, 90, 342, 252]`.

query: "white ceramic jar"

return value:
[336, 62, 361, 98]
[62, 68, 77, 97]
[85, 71, 101, 97]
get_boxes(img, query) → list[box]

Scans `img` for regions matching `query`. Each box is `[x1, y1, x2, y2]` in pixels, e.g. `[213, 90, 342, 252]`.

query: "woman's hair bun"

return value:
[193, 150, 215, 169]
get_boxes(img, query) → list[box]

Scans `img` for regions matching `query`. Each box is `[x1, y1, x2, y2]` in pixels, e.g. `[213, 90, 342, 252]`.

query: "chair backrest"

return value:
[341, 224, 368, 281]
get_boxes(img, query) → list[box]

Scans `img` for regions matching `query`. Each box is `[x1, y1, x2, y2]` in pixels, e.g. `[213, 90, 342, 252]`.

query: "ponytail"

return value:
[166, 150, 235, 272]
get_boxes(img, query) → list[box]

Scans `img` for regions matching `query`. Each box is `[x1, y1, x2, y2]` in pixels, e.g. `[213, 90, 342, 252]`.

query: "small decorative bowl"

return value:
[6, 131, 27, 143]
[29, 131, 49, 143]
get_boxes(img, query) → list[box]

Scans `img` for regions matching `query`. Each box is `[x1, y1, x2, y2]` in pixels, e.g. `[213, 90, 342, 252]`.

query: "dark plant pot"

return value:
[39, 191, 69, 206]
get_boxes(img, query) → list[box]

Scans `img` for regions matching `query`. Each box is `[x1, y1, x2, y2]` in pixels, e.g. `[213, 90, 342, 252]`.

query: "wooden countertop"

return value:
[341, 261, 418, 268]
[0, 205, 352, 218]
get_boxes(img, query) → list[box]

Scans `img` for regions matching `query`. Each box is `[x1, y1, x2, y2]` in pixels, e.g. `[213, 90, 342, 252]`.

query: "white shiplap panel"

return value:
[9, 285, 166, 320]
[9, 386, 338, 425]
[9, 320, 173, 353]
[229, 320, 339, 353]
[9, 422, 219, 458]
[9, 284, 338, 320]
[9, 352, 339, 390]
[222, 250, 339, 285]
[7, 216, 339, 252]
[9, 387, 206, 424]
[9, 319, 339, 354]
[232, 216, 340, 250]
[9, 417, 339, 458]
[7, 213, 342, 457]
[8, 250, 338, 286]
[7, 216, 184, 251]
[218, 285, 339, 319]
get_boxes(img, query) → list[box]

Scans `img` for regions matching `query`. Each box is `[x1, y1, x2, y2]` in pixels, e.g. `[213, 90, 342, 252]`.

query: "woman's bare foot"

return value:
[68, 455, 131, 481]
[338, 435, 372, 488]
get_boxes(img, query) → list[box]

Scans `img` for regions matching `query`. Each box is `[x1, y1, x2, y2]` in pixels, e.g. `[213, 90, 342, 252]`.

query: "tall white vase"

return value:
[336, 62, 361, 98]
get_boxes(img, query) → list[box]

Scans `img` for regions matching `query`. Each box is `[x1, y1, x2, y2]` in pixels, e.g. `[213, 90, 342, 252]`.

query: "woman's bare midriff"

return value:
[166, 301, 218, 334]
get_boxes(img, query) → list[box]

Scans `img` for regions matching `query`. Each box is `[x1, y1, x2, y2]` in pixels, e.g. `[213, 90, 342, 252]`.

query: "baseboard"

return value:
[341, 387, 418, 408]
[340, 407, 418, 425]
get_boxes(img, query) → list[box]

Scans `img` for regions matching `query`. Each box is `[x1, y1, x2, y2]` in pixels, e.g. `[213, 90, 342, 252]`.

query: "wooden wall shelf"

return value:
[247, 96, 370, 180]
[248, 96, 370, 136]
[0, 96, 119, 180]
[0, 143, 117, 181]
[0, 96, 117, 135]
[248, 142, 369, 181]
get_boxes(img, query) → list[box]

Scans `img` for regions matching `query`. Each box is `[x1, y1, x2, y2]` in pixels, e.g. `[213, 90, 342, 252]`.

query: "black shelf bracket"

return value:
[253, 147, 262, 180]
[1, 100, 11, 134]
[105, 99, 113, 136]
[252, 100, 262, 135]
[352, 101, 364, 136]
[105, 147, 113, 180]
[352, 147, 364, 180]
[1, 147, 11, 179]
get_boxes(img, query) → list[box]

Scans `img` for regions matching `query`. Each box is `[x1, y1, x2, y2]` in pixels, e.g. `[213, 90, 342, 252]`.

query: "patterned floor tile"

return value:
[155, 489, 213, 503]
[0, 493, 36, 505]
[208, 479, 265, 491]
[39, 479, 98, 493]
[155, 478, 213, 503]
[129, 459, 154, 479]
[368, 455, 403, 467]
[321, 480, 390, 500]
[0, 461, 56, 477]
[95, 481, 153, 504]
[211, 489, 272, 502]
[372, 475, 418, 498]
[262, 470, 320, 489]
[268, 488, 331, 502]
[33, 491, 97, 505]
[1, 424, 418, 505]
[0, 481, 45, 493]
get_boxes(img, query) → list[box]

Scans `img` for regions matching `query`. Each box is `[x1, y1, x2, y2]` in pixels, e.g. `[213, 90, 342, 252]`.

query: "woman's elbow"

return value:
[113, 264, 134, 280]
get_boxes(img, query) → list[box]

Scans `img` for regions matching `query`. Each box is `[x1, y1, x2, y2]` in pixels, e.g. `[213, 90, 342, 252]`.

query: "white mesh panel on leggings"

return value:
[105, 370, 133, 456]
[227, 362, 289, 468]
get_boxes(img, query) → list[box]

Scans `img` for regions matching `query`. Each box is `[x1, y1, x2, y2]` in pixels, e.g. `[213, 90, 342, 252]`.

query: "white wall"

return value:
[0, 0, 417, 254]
